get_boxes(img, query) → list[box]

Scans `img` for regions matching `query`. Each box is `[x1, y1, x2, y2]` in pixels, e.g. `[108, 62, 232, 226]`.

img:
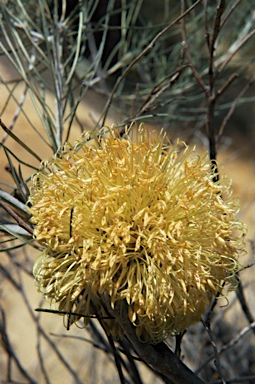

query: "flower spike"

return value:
[28, 125, 245, 344]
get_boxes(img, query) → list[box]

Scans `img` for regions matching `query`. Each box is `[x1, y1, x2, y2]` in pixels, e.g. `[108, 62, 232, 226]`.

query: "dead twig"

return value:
[103, 296, 206, 384]
[100, 0, 202, 128]
[0, 307, 37, 383]
[218, 76, 255, 142]
[0, 200, 33, 235]
[201, 318, 227, 384]
[196, 321, 255, 375]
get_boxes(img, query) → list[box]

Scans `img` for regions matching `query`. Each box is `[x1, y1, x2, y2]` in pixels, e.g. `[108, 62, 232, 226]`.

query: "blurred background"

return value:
[0, 1, 255, 383]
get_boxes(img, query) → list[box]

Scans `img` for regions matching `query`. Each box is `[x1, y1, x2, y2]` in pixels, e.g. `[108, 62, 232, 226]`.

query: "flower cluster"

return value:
[28, 127, 245, 344]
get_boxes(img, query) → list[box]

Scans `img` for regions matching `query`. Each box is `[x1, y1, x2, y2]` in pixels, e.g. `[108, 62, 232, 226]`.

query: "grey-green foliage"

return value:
[1, 1, 254, 138]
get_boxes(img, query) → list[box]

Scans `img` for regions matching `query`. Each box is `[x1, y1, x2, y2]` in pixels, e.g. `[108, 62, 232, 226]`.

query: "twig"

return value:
[134, 65, 188, 118]
[104, 333, 127, 384]
[210, 375, 255, 384]
[100, 0, 202, 127]
[96, 317, 127, 384]
[1, 263, 84, 384]
[219, 321, 255, 354]
[235, 277, 255, 333]
[204, 0, 210, 50]
[238, 259, 255, 272]
[182, 0, 230, 181]
[201, 318, 227, 384]
[180, 0, 208, 93]
[0, 307, 37, 384]
[218, 76, 255, 141]
[88, 318, 113, 354]
[36, 306, 50, 384]
[103, 296, 206, 384]
[35, 307, 113, 319]
[220, 0, 241, 29]
[209, 0, 226, 81]
[216, 73, 238, 100]
[180, 40, 208, 93]
[175, 332, 186, 359]
[218, 28, 255, 74]
[5, 250, 33, 277]
[118, 339, 144, 384]
[0, 200, 33, 235]
[196, 321, 255, 375]
[181, 1, 221, 182]
[206, 0, 225, 177]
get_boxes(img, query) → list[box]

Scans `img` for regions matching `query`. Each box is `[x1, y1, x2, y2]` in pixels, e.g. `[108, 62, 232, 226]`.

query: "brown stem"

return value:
[220, 0, 241, 29]
[134, 65, 188, 118]
[204, 0, 210, 50]
[100, 0, 203, 127]
[210, 1, 226, 55]
[201, 319, 227, 384]
[218, 76, 255, 141]
[216, 73, 238, 99]
[206, 96, 219, 181]
[0, 200, 33, 235]
[103, 297, 206, 384]
[218, 28, 255, 74]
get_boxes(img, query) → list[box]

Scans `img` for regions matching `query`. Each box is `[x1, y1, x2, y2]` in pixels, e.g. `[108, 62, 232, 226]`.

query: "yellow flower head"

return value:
[28, 126, 245, 344]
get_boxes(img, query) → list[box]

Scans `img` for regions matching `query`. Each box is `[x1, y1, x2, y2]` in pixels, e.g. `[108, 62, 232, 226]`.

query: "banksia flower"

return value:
[28, 126, 245, 344]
